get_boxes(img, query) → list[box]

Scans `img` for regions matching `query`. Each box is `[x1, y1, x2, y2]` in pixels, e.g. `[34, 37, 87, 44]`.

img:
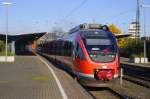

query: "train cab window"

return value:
[76, 43, 85, 60]
[85, 38, 116, 62]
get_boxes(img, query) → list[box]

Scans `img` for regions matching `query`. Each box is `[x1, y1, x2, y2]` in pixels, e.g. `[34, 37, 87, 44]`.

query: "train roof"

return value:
[69, 23, 109, 34]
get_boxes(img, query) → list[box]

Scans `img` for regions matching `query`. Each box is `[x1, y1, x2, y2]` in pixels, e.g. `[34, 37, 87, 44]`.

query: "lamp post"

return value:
[142, 4, 149, 63]
[3, 2, 12, 61]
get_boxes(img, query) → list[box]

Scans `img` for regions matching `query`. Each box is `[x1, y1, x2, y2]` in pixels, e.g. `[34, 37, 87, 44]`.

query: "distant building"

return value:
[128, 22, 140, 38]
[0, 32, 46, 54]
[36, 33, 56, 45]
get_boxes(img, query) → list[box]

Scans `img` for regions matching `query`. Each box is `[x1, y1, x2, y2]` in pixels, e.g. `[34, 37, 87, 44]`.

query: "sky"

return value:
[0, 0, 150, 36]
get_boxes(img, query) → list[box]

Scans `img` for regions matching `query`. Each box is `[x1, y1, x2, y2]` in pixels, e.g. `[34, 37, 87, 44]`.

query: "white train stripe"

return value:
[76, 72, 94, 78]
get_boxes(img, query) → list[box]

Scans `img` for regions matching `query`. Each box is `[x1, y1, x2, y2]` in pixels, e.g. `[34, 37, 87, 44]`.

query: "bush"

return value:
[120, 38, 142, 57]
[0, 40, 5, 52]
[119, 38, 150, 60]
[0, 51, 14, 56]
[130, 53, 144, 58]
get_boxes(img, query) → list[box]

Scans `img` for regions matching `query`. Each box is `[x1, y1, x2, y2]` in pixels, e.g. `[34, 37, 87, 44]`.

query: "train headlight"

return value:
[114, 74, 119, 78]
[102, 65, 107, 69]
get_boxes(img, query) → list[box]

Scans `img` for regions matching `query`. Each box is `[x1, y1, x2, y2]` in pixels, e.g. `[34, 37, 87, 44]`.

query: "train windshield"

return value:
[85, 38, 117, 62]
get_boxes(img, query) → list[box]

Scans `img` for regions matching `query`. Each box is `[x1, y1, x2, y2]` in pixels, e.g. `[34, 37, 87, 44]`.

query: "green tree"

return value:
[119, 38, 144, 58]
[0, 40, 5, 52]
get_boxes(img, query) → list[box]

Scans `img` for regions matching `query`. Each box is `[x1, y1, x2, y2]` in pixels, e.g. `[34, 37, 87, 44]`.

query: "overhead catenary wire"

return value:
[60, 0, 88, 23]
[61, 3, 135, 25]
[102, 8, 136, 23]
[55, 0, 136, 32]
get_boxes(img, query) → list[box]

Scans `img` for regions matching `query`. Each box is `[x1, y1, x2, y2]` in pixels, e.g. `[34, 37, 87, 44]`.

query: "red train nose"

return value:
[97, 70, 113, 81]
[106, 70, 113, 80]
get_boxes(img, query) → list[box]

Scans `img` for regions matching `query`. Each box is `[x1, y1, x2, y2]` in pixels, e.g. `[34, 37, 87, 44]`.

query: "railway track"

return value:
[86, 87, 126, 99]
[85, 86, 133, 99]
[85, 78, 150, 99]
[84, 66, 150, 99]
[123, 75, 150, 89]
[121, 64, 150, 89]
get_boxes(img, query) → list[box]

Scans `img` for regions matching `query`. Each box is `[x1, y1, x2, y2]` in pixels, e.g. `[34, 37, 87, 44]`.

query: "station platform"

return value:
[0, 56, 92, 99]
[120, 57, 150, 68]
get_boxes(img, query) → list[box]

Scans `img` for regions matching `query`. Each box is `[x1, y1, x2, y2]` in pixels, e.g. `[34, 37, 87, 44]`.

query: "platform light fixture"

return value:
[3, 2, 12, 61]
[142, 4, 149, 63]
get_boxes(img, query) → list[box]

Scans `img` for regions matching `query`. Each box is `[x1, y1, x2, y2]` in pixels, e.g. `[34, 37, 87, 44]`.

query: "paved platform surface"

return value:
[0, 56, 92, 99]
[0, 56, 63, 99]
[38, 55, 93, 99]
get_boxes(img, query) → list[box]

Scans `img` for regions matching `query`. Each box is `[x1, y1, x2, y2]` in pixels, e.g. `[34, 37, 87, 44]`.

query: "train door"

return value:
[73, 41, 86, 73]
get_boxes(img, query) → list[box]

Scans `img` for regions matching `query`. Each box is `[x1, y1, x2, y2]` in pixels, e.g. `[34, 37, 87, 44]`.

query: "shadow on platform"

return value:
[15, 51, 35, 56]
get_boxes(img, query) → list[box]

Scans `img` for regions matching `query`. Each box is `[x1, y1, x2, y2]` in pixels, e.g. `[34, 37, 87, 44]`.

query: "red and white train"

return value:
[37, 24, 122, 87]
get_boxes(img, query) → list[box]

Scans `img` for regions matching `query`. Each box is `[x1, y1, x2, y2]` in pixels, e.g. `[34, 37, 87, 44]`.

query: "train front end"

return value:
[74, 26, 120, 86]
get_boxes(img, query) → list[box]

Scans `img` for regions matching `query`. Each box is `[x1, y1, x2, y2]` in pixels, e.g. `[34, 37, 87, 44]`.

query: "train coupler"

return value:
[94, 69, 113, 81]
